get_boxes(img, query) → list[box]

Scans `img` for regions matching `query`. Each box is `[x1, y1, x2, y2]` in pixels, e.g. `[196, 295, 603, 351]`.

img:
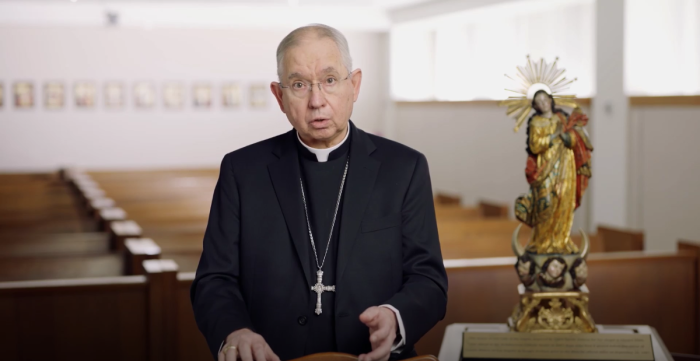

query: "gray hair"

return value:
[276, 24, 352, 81]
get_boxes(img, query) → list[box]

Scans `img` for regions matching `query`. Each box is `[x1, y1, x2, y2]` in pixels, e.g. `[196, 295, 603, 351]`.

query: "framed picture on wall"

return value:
[104, 82, 125, 109]
[222, 83, 241, 108]
[163, 82, 185, 109]
[74, 82, 97, 108]
[0, 83, 4, 108]
[193, 83, 212, 108]
[13, 82, 34, 109]
[249, 84, 267, 108]
[134, 81, 156, 108]
[44, 82, 65, 109]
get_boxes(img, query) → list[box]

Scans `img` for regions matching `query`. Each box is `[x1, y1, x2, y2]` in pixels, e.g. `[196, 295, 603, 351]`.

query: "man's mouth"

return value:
[309, 118, 330, 128]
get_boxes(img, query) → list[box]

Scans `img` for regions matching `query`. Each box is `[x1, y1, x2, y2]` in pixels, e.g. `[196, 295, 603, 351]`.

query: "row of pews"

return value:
[0, 170, 698, 360]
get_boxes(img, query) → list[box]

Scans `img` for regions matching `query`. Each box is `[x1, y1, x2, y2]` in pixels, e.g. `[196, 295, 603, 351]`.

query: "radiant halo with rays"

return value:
[499, 55, 579, 132]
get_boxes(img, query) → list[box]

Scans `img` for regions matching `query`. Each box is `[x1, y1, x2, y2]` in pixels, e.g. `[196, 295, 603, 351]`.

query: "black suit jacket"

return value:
[191, 122, 448, 360]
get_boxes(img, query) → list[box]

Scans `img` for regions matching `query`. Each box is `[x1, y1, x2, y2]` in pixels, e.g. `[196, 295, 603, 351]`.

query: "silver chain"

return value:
[299, 157, 349, 271]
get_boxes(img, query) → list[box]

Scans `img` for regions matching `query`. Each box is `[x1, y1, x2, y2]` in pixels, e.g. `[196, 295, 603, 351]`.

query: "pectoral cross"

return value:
[310, 270, 335, 315]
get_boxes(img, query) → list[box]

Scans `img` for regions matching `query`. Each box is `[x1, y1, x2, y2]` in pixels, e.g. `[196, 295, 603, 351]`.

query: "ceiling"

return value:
[0, 0, 435, 10]
[0, 0, 525, 30]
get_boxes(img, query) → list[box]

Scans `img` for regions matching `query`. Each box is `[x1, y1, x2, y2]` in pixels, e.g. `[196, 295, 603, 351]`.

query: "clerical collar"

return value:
[296, 126, 350, 162]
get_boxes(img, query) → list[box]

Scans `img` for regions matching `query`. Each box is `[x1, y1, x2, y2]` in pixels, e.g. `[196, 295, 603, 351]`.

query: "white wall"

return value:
[395, 101, 700, 251]
[628, 106, 700, 251]
[0, 27, 388, 171]
[394, 102, 591, 233]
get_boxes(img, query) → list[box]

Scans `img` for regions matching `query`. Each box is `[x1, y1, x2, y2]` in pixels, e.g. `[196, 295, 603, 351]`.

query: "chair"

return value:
[290, 352, 438, 361]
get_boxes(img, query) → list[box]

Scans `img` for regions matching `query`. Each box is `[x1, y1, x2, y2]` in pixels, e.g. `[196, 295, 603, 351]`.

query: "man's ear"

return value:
[350, 69, 362, 102]
[270, 82, 286, 113]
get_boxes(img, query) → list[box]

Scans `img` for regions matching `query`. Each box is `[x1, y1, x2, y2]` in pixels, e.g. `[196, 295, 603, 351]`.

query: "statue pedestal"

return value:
[438, 323, 673, 361]
[508, 284, 596, 333]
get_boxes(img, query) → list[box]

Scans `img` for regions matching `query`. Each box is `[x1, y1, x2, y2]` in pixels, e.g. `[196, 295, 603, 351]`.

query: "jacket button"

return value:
[297, 316, 307, 325]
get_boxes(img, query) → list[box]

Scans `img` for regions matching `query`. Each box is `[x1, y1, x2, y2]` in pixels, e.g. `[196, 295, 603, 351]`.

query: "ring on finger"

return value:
[222, 344, 237, 356]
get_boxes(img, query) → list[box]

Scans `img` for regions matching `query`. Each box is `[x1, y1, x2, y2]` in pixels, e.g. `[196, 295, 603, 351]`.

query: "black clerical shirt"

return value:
[296, 130, 351, 355]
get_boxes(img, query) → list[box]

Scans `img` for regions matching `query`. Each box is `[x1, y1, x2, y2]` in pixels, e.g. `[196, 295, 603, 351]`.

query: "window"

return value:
[390, 0, 595, 101]
[625, 0, 700, 96]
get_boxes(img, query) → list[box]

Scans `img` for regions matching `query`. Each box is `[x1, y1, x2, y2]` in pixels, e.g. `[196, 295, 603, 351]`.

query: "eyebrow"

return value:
[320, 67, 338, 75]
[287, 67, 340, 80]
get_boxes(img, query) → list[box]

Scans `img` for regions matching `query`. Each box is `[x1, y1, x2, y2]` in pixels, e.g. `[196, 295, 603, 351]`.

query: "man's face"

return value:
[271, 35, 362, 148]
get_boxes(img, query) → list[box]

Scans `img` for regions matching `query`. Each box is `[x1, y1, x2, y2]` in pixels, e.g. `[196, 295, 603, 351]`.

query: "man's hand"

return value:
[218, 328, 280, 361]
[358, 306, 397, 361]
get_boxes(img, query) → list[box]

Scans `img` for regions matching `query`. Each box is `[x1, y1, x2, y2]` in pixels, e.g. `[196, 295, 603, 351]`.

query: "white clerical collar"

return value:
[296, 127, 350, 163]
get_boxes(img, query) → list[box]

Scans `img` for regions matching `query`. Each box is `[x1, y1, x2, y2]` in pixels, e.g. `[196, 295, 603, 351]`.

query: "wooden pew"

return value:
[0, 234, 161, 282]
[0, 253, 123, 282]
[0, 232, 110, 257]
[0, 172, 98, 234]
[2, 248, 697, 360]
[477, 200, 509, 218]
[175, 272, 215, 360]
[0, 172, 160, 282]
[71, 171, 643, 274]
[172, 249, 700, 359]
[434, 199, 509, 221]
[434, 206, 482, 222]
[98, 207, 128, 231]
[125, 238, 162, 275]
[678, 239, 700, 354]
[598, 225, 644, 252]
[110, 220, 143, 251]
[0, 259, 182, 361]
[435, 193, 461, 206]
[414, 250, 698, 356]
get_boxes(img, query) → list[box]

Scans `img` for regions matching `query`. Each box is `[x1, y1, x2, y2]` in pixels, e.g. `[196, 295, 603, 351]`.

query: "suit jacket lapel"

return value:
[268, 130, 312, 288]
[337, 123, 380, 282]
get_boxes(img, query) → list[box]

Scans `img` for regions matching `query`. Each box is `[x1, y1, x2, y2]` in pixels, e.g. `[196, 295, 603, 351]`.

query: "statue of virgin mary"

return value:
[501, 56, 593, 255]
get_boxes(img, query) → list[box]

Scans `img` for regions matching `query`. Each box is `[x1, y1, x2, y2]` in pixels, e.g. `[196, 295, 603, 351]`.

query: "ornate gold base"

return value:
[508, 284, 596, 333]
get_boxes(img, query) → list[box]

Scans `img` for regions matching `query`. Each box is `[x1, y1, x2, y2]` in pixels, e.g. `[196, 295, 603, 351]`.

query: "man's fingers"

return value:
[369, 324, 391, 345]
[265, 345, 281, 361]
[360, 340, 392, 361]
[252, 343, 266, 361]
[218, 349, 226, 361]
[238, 341, 253, 361]
[359, 307, 380, 326]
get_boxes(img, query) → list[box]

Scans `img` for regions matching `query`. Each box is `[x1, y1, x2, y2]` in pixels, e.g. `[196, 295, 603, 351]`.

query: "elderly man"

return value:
[191, 24, 447, 361]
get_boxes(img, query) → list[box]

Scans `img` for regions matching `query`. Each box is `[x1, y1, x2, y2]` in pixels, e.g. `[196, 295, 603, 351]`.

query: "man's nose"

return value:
[308, 84, 326, 108]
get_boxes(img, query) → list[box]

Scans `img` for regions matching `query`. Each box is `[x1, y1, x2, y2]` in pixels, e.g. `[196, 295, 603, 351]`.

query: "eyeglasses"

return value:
[278, 72, 352, 98]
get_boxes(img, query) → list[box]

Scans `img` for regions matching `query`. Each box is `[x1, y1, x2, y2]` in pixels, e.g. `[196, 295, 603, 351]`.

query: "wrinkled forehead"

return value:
[281, 36, 345, 79]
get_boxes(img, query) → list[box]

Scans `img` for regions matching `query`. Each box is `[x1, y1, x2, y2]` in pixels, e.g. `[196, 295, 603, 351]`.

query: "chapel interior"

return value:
[1, 0, 699, 360]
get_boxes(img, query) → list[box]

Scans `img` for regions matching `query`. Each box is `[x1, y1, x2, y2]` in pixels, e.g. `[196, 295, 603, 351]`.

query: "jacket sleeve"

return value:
[384, 153, 448, 349]
[190, 153, 254, 359]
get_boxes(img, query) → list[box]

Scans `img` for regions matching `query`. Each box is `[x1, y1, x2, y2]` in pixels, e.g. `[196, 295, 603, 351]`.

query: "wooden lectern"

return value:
[290, 352, 438, 361]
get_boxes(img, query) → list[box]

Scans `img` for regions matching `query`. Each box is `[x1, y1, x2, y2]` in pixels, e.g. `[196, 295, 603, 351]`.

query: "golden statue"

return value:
[500, 56, 596, 333]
